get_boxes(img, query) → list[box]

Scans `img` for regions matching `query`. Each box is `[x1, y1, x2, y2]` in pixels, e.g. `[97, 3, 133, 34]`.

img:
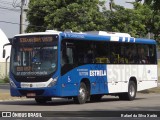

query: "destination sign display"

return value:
[20, 36, 53, 43]
[14, 35, 58, 44]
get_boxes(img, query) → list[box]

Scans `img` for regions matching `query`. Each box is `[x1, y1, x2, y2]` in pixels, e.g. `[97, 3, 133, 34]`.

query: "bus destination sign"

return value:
[19, 36, 53, 43]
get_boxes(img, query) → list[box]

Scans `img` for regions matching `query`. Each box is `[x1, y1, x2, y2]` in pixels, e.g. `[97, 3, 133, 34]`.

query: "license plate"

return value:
[27, 93, 36, 97]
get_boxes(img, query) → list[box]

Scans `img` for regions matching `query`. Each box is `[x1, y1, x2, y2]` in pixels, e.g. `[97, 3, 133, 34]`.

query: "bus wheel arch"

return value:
[129, 77, 137, 92]
[119, 77, 137, 101]
[127, 77, 137, 100]
[74, 78, 90, 104]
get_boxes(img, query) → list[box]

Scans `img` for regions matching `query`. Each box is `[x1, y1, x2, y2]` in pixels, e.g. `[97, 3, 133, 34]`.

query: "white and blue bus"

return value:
[3, 30, 158, 104]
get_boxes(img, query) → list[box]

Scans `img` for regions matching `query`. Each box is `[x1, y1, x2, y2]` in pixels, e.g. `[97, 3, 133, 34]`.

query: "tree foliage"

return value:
[144, 0, 160, 11]
[26, 0, 106, 32]
[26, 0, 160, 42]
[103, 3, 153, 38]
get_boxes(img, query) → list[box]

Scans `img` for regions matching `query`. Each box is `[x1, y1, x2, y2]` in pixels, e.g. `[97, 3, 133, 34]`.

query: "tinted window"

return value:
[61, 39, 157, 75]
[137, 44, 157, 64]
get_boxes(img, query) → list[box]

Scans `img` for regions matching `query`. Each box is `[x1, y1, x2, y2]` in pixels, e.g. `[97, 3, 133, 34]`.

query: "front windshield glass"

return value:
[11, 35, 58, 76]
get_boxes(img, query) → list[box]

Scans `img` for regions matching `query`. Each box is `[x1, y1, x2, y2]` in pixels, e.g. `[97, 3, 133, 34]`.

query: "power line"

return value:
[12, 0, 21, 8]
[0, 20, 21, 25]
[0, 0, 20, 13]
[0, 5, 20, 13]
[0, 20, 47, 29]
[0, 0, 13, 5]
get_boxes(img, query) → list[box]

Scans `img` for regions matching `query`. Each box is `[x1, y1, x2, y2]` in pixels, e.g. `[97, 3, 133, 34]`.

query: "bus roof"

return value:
[14, 30, 156, 45]
[14, 30, 61, 37]
[61, 31, 156, 45]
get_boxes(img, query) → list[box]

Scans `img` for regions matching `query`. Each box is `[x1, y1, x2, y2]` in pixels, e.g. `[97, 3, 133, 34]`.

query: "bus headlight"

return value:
[10, 79, 17, 88]
[47, 77, 58, 87]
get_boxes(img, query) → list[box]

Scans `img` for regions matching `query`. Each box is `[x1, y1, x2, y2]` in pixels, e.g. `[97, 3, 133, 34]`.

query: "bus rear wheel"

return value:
[119, 81, 136, 101]
[74, 82, 88, 104]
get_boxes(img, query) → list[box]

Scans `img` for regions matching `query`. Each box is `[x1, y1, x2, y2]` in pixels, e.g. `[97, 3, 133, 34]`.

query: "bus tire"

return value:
[127, 81, 137, 100]
[119, 81, 136, 101]
[90, 95, 103, 102]
[74, 82, 88, 104]
[35, 97, 50, 104]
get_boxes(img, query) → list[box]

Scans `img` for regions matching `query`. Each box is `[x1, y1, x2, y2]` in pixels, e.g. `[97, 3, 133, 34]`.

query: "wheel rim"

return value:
[129, 85, 135, 97]
[79, 87, 86, 100]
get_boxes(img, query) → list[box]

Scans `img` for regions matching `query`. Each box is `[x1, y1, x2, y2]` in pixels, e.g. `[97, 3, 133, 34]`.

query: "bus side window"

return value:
[126, 44, 138, 64]
[86, 49, 95, 63]
[138, 45, 148, 64]
[79, 53, 85, 64]
[95, 42, 110, 64]
[110, 43, 125, 64]
[149, 45, 156, 64]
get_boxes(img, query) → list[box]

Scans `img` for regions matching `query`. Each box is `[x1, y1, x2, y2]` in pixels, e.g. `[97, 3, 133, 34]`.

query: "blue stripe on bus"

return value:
[61, 33, 156, 45]
[130, 38, 135, 43]
[125, 37, 128, 42]
[135, 38, 157, 44]
[119, 37, 123, 42]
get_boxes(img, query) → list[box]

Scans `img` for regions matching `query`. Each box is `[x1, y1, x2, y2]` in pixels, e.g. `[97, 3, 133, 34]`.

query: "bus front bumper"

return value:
[10, 87, 60, 98]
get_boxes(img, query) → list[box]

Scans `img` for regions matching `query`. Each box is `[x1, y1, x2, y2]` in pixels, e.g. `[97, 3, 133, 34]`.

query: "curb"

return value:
[0, 98, 29, 102]
[0, 98, 65, 102]
[0, 83, 9, 86]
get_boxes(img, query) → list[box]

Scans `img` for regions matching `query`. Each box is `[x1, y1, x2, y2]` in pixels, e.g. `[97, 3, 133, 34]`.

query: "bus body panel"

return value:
[107, 65, 158, 93]
[9, 71, 62, 97]
[60, 64, 108, 96]
[6, 31, 158, 100]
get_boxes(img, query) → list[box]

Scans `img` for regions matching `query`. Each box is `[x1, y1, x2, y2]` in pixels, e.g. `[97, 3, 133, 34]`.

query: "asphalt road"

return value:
[0, 84, 160, 119]
[0, 93, 160, 120]
[0, 93, 160, 111]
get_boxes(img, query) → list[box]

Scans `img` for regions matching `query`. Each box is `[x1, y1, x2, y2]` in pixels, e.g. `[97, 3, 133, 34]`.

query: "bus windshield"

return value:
[10, 35, 58, 76]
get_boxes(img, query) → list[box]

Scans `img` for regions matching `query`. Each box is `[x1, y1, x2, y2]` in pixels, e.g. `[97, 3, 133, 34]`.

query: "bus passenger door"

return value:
[61, 41, 78, 96]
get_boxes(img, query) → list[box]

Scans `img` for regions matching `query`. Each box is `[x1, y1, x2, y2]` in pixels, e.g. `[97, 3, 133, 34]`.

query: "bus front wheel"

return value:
[74, 82, 88, 104]
[119, 81, 136, 101]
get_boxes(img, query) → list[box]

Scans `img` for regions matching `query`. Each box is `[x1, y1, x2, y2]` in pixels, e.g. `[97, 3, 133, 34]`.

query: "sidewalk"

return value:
[0, 93, 27, 101]
[0, 83, 26, 101]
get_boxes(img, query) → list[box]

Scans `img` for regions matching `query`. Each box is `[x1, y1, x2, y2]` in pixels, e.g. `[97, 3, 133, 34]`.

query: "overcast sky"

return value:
[0, 0, 137, 38]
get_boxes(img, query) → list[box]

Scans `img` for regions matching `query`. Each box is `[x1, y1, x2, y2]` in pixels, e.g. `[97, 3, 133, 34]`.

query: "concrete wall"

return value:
[0, 62, 10, 78]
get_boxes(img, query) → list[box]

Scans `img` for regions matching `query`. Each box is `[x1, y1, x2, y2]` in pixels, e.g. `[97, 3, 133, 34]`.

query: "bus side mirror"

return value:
[3, 49, 6, 58]
[2, 43, 11, 58]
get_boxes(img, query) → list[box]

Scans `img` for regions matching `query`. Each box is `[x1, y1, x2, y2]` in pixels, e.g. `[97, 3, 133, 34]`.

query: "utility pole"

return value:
[109, 0, 113, 11]
[20, 0, 25, 34]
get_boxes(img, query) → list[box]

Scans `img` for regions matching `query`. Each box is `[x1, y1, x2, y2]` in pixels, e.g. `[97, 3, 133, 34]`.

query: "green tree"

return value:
[103, 3, 152, 38]
[26, 0, 106, 32]
[103, 1, 160, 42]
[26, 0, 159, 43]
[144, 0, 160, 42]
[144, 0, 160, 11]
